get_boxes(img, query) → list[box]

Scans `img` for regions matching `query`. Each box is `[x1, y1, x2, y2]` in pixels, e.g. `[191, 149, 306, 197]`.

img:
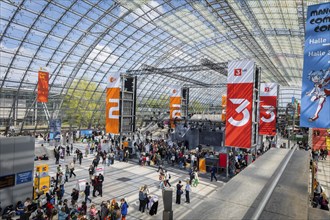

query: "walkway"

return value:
[36, 140, 226, 219]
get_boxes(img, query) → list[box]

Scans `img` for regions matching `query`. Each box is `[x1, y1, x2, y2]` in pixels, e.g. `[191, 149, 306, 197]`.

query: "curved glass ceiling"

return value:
[0, 0, 327, 130]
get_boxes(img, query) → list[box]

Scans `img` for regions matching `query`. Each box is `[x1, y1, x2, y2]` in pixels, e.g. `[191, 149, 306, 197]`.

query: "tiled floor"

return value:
[35, 139, 225, 219]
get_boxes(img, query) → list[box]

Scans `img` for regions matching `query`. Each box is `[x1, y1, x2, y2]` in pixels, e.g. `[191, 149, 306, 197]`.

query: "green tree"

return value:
[62, 79, 103, 128]
[190, 100, 207, 113]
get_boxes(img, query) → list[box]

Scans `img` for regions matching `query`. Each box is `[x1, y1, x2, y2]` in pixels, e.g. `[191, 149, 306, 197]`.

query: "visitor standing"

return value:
[120, 198, 128, 220]
[185, 180, 191, 203]
[84, 183, 92, 203]
[176, 180, 183, 204]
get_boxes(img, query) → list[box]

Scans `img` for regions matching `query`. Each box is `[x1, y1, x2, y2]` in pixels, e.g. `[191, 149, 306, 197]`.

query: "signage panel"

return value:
[37, 71, 49, 103]
[225, 60, 254, 149]
[259, 83, 277, 136]
[106, 73, 121, 134]
[0, 174, 15, 189]
[16, 171, 33, 185]
[300, 2, 330, 128]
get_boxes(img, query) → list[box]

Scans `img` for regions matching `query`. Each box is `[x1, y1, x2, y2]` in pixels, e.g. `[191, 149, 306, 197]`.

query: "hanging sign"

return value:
[259, 83, 277, 136]
[37, 71, 49, 103]
[106, 73, 121, 134]
[170, 86, 181, 128]
[225, 60, 255, 148]
[300, 2, 330, 128]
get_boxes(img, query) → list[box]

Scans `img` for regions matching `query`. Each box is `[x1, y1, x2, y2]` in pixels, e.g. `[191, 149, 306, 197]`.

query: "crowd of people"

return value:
[15, 136, 131, 220]
[8, 130, 281, 220]
[311, 148, 329, 211]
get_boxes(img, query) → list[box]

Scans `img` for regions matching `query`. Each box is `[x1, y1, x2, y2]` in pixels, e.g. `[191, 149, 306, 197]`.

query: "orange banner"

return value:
[37, 71, 49, 102]
[106, 87, 120, 134]
[170, 96, 181, 128]
[199, 158, 206, 173]
[221, 95, 227, 107]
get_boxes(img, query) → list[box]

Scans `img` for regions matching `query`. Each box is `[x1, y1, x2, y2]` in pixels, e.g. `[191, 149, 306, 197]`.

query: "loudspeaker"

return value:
[124, 77, 134, 91]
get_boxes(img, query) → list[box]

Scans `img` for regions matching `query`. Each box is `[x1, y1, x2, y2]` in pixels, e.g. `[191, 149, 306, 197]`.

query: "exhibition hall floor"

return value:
[34, 139, 225, 219]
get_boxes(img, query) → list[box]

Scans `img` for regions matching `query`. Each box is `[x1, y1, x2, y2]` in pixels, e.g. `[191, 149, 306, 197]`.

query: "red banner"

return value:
[226, 83, 253, 148]
[37, 71, 49, 103]
[312, 128, 328, 150]
[219, 153, 227, 168]
[225, 60, 254, 149]
[259, 83, 277, 136]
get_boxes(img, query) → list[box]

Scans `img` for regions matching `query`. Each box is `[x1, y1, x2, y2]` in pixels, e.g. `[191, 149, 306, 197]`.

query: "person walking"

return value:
[69, 162, 76, 178]
[84, 182, 92, 203]
[185, 180, 191, 203]
[192, 170, 199, 187]
[211, 165, 218, 182]
[64, 165, 70, 183]
[164, 170, 171, 187]
[176, 180, 183, 204]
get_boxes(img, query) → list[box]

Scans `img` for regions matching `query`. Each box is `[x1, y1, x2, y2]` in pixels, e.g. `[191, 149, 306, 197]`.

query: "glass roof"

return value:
[0, 0, 327, 131]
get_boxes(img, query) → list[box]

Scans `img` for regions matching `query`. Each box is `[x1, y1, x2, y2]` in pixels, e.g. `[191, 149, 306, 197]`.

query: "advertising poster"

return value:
[259, 83, 277, 136]
[76, 179, 87, 191]
[300, 2, 330, 128]
[106, 73, 121, 134]
[170, 85, 181, 128]
[225, 60, 254, 149]
[50, 119, 61, 141]
[95, 166, 104, 176]
[16, 171, 33, 185]
[37, 71, 49, 103]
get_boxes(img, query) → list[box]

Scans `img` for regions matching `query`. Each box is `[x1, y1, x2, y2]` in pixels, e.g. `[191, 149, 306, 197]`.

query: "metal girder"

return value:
[129, 62, 227, 74]
[127, 65, 210, 86]
[126, 61, 227, 87]
[182, 83, 226, 88]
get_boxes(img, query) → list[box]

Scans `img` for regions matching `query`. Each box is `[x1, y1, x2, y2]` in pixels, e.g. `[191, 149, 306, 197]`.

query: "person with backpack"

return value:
[176, 180, 183, 204]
